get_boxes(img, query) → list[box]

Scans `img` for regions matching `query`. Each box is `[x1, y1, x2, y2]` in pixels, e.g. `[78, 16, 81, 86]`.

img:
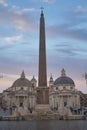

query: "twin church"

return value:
[2, 9, 81, 117]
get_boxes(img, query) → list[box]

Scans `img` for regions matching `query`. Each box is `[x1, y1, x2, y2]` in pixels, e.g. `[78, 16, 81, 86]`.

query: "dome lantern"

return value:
[61, 68, 66, 77]
[21, 70, 25, 79]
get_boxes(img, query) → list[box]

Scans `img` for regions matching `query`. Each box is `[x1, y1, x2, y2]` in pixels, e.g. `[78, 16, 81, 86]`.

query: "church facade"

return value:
[49, 69, 80, 115]
[1, 9, 81, 117]
[3, 71, 37, 115]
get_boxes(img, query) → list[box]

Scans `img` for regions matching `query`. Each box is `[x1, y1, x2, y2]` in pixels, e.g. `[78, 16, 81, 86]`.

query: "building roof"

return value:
[12, 71, 32, 87]
[54, 76, 75, 85]
[54, 69, 75, 86]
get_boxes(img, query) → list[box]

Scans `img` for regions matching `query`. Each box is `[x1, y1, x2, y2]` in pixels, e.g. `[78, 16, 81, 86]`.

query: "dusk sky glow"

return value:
[0, 0, 87, 93]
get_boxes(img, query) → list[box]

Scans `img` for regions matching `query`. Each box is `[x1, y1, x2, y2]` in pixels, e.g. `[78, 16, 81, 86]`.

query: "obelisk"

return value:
[37, 8, 49, 104]
[38, 8, 47, 86]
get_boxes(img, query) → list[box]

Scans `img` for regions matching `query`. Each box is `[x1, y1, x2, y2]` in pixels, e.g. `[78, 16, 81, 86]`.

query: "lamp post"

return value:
[85, 73, 87, 84]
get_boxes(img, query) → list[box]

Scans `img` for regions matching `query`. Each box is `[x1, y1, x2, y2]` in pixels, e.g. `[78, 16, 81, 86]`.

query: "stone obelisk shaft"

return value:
[38, 11, 47, 86]
[37, 10, 49, 104]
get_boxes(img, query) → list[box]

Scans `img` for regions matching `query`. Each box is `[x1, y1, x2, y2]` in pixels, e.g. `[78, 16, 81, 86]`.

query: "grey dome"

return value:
[12, 71, 31, 87]
[54, 76, 75, 85]
[54, 69, 75, 85]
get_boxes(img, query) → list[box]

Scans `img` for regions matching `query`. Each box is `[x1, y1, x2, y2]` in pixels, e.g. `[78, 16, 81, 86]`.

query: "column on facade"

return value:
[76, 94, 80, 107]
[59, 96, 64, 109]
[52, 95, 55, 109]
[67, 95, 71, 107]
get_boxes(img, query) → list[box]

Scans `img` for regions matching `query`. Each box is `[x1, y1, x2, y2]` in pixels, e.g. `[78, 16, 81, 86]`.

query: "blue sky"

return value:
[0, 0, 87, 92]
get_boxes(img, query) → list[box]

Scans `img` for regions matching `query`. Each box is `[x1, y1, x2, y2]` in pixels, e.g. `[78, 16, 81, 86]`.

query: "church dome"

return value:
[54, 69, 75, 86]
[12, 71, 32, 87]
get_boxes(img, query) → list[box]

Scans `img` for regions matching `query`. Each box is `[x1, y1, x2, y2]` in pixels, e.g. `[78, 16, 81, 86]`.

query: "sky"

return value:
[0, 0, 87, 93]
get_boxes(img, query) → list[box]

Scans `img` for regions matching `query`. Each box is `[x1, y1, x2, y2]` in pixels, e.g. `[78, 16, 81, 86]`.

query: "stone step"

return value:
[35, 104, 51, 114]
[36, 104, 50, 110]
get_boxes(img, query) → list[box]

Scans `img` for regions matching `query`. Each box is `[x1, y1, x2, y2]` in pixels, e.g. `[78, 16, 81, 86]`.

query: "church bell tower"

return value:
[37, 8, 49, 104]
